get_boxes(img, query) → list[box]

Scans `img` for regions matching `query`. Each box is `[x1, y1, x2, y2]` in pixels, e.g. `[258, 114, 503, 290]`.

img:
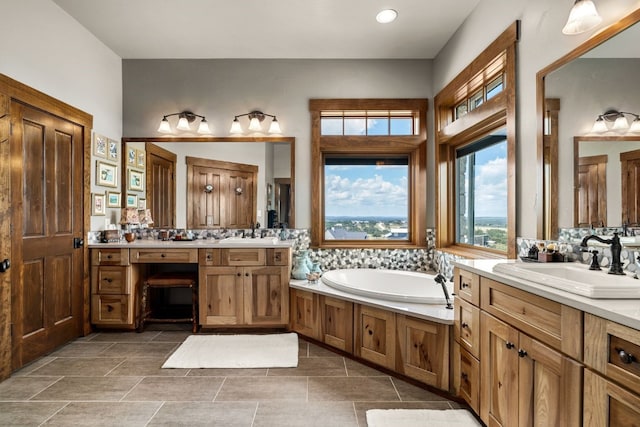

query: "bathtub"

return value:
[321, 269, 451, 304]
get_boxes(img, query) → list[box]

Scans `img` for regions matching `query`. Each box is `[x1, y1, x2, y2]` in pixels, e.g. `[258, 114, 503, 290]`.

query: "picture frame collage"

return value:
[92, 132, 121, 216]
[125, 143, 146, 210]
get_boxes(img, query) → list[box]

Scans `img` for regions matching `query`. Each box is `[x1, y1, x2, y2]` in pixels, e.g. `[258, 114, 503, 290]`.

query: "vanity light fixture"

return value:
[562, 0, 602, 35]
[591, 110, 640, 134]
[229, 110, 282, 135]
[376, 9, 398, 24]
[157, 111, 211, 134]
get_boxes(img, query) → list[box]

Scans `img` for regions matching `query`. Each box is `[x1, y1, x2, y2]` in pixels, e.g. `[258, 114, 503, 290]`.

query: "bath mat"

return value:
[162, 333, 298, 368]
[365, 409, 481, 426]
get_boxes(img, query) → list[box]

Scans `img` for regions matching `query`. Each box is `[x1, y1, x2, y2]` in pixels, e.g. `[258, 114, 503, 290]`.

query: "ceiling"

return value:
[52, 0, 481, 59]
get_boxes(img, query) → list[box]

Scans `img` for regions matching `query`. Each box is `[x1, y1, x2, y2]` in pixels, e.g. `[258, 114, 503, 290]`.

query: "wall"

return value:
[433, 0, 640, 240]
[122, 59, 433, 229]
[0, 0, 123, 231]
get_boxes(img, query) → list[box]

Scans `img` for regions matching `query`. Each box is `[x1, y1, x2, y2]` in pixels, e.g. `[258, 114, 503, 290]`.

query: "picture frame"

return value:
[107, 139, 120, 162]
[127, 168, 144, 192]
[92, 133, 108, 158]
[136, 149, 145, 168]
[107, 191, 121, 208]
[96, 161, 118, 187]
[127, 146, 136, 166]
[92, 193, 106, 215]
[138, 198, 146, 210]
[126, 193, 138, 208]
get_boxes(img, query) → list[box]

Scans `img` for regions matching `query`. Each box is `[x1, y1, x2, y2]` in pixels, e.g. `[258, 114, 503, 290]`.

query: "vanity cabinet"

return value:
[453, 267, 583, 427]
[354, 304, 396, 369]
[583, 313, 640, 426]
[198, 248, 290, 327]
[90, 248, 137, 328]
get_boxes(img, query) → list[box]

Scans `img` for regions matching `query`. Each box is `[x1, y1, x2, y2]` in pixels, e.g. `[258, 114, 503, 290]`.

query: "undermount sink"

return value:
[220, 236, 279, 245]
[492, 262, 640, 299]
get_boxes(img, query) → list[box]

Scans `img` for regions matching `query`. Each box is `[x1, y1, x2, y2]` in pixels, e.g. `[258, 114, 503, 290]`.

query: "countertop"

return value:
[88, 239, 295, 249]
[454, 259, 640, 330]
[289, 279, 455, 325]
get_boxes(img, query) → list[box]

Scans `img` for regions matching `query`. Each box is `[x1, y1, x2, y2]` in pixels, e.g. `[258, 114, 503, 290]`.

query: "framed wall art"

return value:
[107, 138, 120, 162]
[96, 161, 118, 187]
[92, 133, 108, 158]
[127, 146, 136, 166]
[126, 193, 138, 208]
[136, 149, 145, 168]
[128, 169, 144, 191]
[138, 198, 146, 210]
[92, 193, 106, 215]
[107, 191, 121, 208]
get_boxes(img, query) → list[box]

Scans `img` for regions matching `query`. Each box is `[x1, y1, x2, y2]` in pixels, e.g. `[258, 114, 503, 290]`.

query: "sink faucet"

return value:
[250, 223, 256, 239]
[580, 232, 624, 275]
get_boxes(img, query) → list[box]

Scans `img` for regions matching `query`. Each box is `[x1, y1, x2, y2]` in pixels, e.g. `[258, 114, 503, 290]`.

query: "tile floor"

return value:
[0, 327, 466, 426]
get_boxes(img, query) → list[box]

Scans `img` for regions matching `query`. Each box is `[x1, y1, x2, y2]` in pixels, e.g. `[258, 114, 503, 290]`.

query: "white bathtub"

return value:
[321, 269, 452, 304]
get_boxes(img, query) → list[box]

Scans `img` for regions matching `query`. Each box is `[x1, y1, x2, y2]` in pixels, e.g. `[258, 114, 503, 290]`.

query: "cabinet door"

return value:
[354, 304, 395, 369]
[396, 314, 449, 389]
[320, 296, 353, 353]
[290, 289, 320, 339]
[481, 312, 519, 427]
[243, 266, 289, 326]
[199, 266, 244, 325]
[584, 369, 640, 427]
[518, 334, 582, 427]
[91, 295, 133, 325]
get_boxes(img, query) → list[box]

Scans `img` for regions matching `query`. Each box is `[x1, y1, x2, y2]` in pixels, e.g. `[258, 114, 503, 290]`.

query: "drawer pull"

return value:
[106, 255, 113, 259]
[461, 322, 469, 329]
[368, 329, 373, 336]
[161, 253, 166, 258]
[461, 282, 470, 289]
[505, 342, 515, 350]
[106, 305, 114, 312]
[103, 278, 113, 283]
[616, 348, 636, 364]
[461, 372, 468, 381]
[207, 254, 212, 260]
[245, 272, 249, 277]
[518, 349, 528, 358]
[237, 272, 241, 277]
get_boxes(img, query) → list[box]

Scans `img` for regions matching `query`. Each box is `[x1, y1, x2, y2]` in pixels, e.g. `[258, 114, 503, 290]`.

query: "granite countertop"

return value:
[454, 259, 640, 330]
[289, 279, 455, 325]
[88, 239, 295, 249]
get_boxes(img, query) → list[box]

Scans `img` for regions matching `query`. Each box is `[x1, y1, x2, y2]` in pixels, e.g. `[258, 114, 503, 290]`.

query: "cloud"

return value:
[474, 157, 507, 217]
[325, 172, 407, 216]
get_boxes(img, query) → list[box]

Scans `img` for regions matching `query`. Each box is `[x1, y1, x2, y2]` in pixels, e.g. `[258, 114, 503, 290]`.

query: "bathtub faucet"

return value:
[434, 274, 453, 310]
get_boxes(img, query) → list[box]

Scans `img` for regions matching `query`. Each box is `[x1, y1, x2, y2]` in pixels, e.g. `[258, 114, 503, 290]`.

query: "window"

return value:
[455, 129, 507, 251]
[310, 99, 427, 248]
[435, 22, 518, 258]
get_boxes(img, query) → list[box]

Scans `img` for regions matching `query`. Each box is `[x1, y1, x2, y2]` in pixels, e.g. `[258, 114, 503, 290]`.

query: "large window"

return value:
[310, 99, 428, 248]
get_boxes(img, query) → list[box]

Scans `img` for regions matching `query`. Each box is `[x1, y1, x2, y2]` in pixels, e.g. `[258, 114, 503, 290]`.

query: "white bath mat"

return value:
[365, 409, 481, 427]
[162, 333, 298, 369]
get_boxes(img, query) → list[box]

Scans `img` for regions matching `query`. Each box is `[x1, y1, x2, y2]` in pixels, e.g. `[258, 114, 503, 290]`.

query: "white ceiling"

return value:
[51, 0, 481, 59]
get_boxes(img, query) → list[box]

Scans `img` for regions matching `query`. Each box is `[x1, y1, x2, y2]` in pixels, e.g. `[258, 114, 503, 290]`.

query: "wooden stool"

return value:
[138, 273, 198, 333]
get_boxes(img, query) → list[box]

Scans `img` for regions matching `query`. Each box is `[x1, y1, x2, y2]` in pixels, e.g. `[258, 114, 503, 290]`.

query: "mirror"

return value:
[122, 137, 295, 230]
[538, 10, 640, 238]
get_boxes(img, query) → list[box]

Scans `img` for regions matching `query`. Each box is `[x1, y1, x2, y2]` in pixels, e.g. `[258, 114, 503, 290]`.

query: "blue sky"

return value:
[471, 141, 507, 218]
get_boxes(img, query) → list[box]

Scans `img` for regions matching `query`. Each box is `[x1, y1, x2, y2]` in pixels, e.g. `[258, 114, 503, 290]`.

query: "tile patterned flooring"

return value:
[0, 328, 465, 426]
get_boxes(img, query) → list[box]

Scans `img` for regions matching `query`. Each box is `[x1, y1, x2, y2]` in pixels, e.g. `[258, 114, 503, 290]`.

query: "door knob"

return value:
[0, 259, 10, 272]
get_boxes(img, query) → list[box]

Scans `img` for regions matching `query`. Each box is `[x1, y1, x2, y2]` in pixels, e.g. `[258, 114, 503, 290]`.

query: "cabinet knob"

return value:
[106, 305, 113, 312]
[461, 322, 469, 329]
[368, 329, 373, 336]
[461, 282, 470, 289]
[161, 253, 166, 258]
[617, 348, 635, 364]
[104, 278, 112, 283]
[518, 349, 528, 358]
[106, 255, 112, 259]
[461, 372, 468, 381]
[237, 272, 241, 277]
[505, 342, 515, 350]
[245, 272, 249, 277]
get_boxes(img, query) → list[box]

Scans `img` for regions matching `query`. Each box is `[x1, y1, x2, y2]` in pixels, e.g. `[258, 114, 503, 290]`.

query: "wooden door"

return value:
[227, 171, 254, 229]
[146, 143, 176, 228]
[576, 155, 607, 227]
[290, 289, 320, 339]
[517, 334, 582, 427]
[199, 266, 243, 325]
[621, 149, 640, 225]
[243, 266, 288, 325]
[189, 165, 222, 228]
[10, 102, 84, 368]
[480, 312, 519, 427]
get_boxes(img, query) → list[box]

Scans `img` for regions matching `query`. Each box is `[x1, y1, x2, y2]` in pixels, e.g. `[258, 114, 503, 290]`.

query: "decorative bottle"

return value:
[291, 256, 311, 280]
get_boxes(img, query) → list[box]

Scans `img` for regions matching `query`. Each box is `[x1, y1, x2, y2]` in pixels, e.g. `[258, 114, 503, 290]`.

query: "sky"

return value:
[470, 141, 507, 218]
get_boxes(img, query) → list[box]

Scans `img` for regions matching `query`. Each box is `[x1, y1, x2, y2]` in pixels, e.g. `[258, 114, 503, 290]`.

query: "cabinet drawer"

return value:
[221, 248, 266, 266]
[455, 297, 480, 359]
[480, 277, 583, 360]
[267, 248, 291, 266]
[458, 346, 479, 414]
[91, 266, 130, 294]
[585, 313, 640, 395]
[130, 248, 198, 263]
[453, 267, 479, 306]
[91, 248, 129, 266]
[91, 295, 133, 325]
[199, 248, 221, 266]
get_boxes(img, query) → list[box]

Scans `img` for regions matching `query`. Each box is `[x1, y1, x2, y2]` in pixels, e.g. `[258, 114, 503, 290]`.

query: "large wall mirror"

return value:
[537, 9, 640, 239]
[122, 137, 295, 230]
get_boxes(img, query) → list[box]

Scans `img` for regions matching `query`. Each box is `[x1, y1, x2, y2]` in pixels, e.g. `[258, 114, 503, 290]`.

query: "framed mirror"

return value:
[536, 9, 640, 239]
[122, 137, 295, 230]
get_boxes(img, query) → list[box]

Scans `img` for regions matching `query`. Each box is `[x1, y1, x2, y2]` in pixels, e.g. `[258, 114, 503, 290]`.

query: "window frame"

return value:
[310, 98, 428, 249]
[435, 22, 518, 259]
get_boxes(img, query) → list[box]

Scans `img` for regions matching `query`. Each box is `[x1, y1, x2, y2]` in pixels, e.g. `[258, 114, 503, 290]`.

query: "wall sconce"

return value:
[562, 0, 602, 35]
[229, 110, 282, 134]
[157, 111, 211, 134]
[591, 110, 640, 134]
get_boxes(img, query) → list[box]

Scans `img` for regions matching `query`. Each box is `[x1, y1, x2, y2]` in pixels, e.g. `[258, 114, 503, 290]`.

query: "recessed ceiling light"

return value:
[376, 9, 398, 24]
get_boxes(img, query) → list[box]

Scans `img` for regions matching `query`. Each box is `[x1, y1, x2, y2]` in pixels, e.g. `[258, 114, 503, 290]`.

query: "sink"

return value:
[492, 262, 640, 298]
[582, 236, 640, 247]
[220, 236, 279, 245]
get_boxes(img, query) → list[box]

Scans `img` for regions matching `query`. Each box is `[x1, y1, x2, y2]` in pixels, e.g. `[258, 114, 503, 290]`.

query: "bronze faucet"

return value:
[580, 232, 624, 275]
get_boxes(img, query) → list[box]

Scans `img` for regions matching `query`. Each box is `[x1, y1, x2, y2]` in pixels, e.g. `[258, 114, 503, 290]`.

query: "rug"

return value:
[161, 333, 298, 369]
[365, 409, 481, 427]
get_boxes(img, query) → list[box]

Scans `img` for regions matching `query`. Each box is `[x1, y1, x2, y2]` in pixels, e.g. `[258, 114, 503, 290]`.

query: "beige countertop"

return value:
[454, 259, 640, 330]
[88, 239, 294, 249]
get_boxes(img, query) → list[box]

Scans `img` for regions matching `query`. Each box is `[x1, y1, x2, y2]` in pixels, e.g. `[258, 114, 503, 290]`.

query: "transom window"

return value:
[455, 74, 504, 120]
[320, 111, 418, 136]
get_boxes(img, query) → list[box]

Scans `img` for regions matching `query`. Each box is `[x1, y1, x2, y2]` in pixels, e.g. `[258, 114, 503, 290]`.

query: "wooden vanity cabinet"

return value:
[90, 248, 137, 328]
[199, 248, 290, 327]
[354, 304, 396, 369]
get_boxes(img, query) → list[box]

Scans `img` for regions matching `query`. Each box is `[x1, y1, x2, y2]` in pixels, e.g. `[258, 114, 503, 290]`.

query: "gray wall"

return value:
[122, 59, 433, 229]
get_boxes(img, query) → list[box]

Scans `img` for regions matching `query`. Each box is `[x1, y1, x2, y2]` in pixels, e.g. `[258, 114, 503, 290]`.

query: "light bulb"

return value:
[248, 117, 262, 132]
[176, 116, 191, 131]
[612, 115, 629, 131]
[268, 118, 282, 134]
[157, 118, 172, 133]
[229, 118, 243, 134]
[590, 117, 608, 133]
[197, 119, 211, 134]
